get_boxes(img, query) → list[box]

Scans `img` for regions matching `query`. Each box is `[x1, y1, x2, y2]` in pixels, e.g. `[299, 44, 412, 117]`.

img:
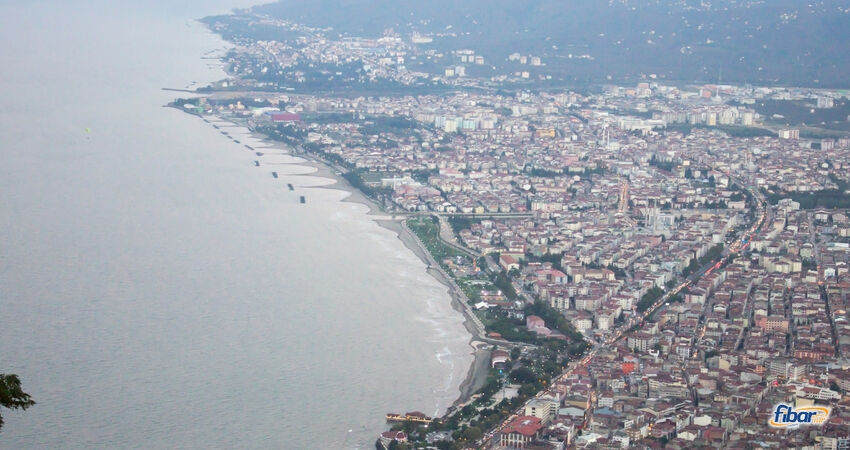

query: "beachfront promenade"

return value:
[400, 219, 525, 349]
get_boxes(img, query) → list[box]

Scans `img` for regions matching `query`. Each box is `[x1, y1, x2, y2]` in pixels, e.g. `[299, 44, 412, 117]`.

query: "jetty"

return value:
[385, 412, 432, 424]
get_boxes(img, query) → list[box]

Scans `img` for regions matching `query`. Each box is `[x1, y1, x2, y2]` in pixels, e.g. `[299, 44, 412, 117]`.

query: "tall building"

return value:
[817, 96, 834, 108]
[779, 129, 800, 139]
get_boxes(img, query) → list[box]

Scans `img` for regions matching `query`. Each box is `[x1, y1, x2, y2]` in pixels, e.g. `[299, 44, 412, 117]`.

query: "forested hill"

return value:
[219, 0, 850, 87]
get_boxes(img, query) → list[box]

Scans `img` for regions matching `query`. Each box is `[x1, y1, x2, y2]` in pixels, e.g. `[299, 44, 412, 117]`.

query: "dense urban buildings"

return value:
[191, 8, 850, 450]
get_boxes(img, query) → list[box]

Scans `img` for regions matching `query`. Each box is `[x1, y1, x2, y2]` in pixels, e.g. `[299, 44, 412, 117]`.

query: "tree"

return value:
[399, 420, 418, 434]
[461, 426, 483, 441]
[510, 367, 537, 385]
[0, 374, 35, 432]
[510, 347, 521, 361]
[518, 383, 539, 397]
[388, 441, 411, 450]
[460, 405, 476, 418]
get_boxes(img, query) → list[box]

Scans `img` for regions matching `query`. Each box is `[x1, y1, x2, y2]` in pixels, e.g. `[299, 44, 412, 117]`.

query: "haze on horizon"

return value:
[216, 0, 850, 87]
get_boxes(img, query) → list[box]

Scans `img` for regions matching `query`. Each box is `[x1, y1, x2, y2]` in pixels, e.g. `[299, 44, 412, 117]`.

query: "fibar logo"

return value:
[769, 404, 831, 428]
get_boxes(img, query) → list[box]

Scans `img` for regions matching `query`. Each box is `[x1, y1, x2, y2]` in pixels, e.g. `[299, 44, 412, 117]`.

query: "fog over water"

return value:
[0, 2, 471, 448]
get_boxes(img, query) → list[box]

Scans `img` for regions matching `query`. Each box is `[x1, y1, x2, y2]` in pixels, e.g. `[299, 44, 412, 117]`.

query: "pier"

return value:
[385, 412, 432, 424]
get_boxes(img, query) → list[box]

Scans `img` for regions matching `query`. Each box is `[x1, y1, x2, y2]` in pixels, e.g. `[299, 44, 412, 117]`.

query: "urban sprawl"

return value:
[188, 17, 850, 449]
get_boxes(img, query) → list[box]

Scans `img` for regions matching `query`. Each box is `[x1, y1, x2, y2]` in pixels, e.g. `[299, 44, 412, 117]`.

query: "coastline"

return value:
[219, 117, 490, 411]
[375, 218, 492, 409]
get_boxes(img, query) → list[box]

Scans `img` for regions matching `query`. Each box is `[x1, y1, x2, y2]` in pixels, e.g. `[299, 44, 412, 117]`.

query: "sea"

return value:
[0, 1, 472, 448]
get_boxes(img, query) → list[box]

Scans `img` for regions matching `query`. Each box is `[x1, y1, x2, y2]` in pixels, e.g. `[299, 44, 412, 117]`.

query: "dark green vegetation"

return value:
[764, 175, 850, 209]
[744, 99, 850, 132]
[491, 271, 517, 300]
[478, 301, 586, 355]
[636, 286, 665, 313]
[637, 244, 725, 311]
[342, 171, 393, 198]
[682, 244, 725, 278]
[766, 189, 850, 210]
[525, 165, 605, 178]
[648, 155, 676, 172]
[0, 374, 35, 432]
[420, 367, 544, 449]
[359, 116, 421, 136]
[665, 123, 778, 138]
[525, 301, 587, 346]
[447, 217, 478, 235]
[480, 312, 538, 343]
[201, 15, 302, 44]
[406, 217, 465, 269]
[216, 0, 850, 87]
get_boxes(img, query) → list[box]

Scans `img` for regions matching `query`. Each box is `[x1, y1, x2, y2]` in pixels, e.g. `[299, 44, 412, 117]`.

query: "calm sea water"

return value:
[0, 2, 471, 448]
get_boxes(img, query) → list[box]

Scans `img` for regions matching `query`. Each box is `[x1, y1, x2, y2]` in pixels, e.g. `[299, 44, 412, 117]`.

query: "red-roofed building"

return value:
[651, 421, 676, 440]
[526, 315, 553, 337]
[527, 315, 545, 329]
[500, 254, 520, 271]
[536, 268, 568, 284]
[499, 416, 543, 448]
[702, 426, 728, 444]
[378, 430, 407, 447]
